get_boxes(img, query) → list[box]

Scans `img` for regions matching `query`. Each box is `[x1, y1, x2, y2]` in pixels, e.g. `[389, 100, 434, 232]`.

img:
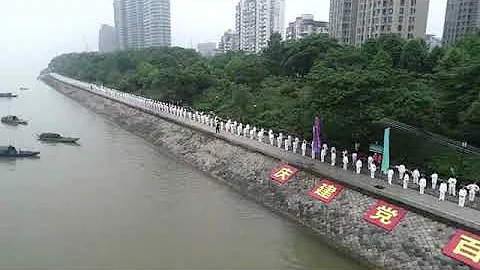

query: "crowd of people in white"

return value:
[51, 73, 480, 208]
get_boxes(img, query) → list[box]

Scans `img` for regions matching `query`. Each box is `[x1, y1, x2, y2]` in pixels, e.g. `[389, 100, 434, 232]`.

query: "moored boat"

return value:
[19, 87, 29, 90]
[0, 145, 40, 158]
[0, 93, 18, 98]
[38, 132, 80, 143]
[1, 115, 28, 125]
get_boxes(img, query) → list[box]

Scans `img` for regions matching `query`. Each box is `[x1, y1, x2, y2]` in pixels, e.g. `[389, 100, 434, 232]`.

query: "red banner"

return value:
[269, 164, 298, 184]
[309, 179, 344, 204]
[442, 230, 480, 269]
[363, 200, 406, 232]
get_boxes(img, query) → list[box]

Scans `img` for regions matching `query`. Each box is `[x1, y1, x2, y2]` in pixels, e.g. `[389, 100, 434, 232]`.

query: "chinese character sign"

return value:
[309, 179, 344, 204]
[443, 230, 480, 269]
[363, 200, 406, 232]
[269, 164, 299, 184]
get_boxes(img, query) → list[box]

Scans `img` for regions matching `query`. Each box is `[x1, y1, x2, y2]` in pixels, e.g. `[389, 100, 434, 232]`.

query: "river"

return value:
[0, 75, 366, 269]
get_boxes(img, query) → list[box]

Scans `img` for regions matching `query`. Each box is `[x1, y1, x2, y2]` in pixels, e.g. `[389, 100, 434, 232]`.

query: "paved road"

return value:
[50, 74, 480, 234]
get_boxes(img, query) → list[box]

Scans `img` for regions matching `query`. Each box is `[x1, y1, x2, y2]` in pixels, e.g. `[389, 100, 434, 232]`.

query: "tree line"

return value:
[44, 33, 480, 180]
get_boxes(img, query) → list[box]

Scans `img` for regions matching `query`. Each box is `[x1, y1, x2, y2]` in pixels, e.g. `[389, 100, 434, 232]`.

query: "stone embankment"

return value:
[41, 74, 476, 270]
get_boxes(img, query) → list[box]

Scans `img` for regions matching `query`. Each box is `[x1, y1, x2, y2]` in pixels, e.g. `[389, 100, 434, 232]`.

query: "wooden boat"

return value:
[38, 132, 79, 143]
[0, 146, 39, 158]
[1, 115, 28, 125]
[0, 93, 18, 98]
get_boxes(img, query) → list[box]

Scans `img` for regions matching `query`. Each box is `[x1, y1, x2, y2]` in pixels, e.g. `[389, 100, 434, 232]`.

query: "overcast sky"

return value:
[0, 0, 447, 78]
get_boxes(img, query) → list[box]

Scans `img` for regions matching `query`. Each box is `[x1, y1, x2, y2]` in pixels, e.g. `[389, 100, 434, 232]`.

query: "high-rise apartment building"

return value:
[286, 14, 328, 40]
[442, 0, 480, 46]
[113, 0, 171, 50]
[98, 24, 118, 52]
[235, 0, 285, 53]
[218, 29, 239, 52]
[329, 0, 429, 45]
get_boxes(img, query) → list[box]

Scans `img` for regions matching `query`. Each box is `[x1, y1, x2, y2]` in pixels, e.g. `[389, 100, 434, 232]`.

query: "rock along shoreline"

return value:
[41, 75, 471, 270]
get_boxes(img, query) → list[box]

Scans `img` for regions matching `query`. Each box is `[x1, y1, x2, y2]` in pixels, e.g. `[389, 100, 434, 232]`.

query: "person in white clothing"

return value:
[403, 174, 409, 189]
[249, 129, 255, 140]
[277, 133, 283, 148]
[419, 177, 427, 194]
[387, 169, 394, 185]
[355, 159, 362, 174]
[293, 138, 299, 154]
[352, 152, 357, 165]
[342, 152, 349, 170]
[257, 130, 263, 142]
[431, 173, 438, 189]
[448, 177, 457, 196]
[439, 182, 447, 201]
[458, 187, 467, 207]
[330, 147, 336, 166]
[370, 163, 376, 179]
[269, 131, 275, 146]
[320, 145, 327, 163]
[284, 139, 290, 151]
[301, 140, 307, 156]
[466, 183, 479, 202]
[412, 169, 420, 185]
[367, 156, 373, 170]
[398, 165, 406, 180]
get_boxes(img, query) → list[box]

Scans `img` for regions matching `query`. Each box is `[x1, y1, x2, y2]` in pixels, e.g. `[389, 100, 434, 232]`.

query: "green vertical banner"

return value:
[381, 127, 390, 174]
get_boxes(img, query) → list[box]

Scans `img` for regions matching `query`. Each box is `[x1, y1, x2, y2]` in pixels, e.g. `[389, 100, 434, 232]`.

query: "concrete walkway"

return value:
[49, 75, 480, 234]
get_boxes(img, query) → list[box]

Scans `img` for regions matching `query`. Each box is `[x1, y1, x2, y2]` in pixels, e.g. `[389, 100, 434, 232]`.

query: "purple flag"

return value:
[312, 116, 321, 152]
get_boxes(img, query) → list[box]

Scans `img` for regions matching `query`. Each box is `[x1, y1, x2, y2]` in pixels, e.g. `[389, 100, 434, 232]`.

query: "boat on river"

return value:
[19, 87, 29, 90]
[0, 145, 40, 158]
[0, 93, 18, 98]
[38, 132, 79, 143]
[1, 115, 28, 125]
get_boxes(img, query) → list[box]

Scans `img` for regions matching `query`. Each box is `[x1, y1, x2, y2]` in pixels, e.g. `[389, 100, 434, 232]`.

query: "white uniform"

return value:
[458, 188, 467, 207]
[412, 169, 420, 185]
[367, 156, 373, 170]
[431, 173, 438, 189]
[466, 183, 480, 202]
[301, 140, 307, 156]
[419, 177, 427, 194]
[330, 148, 336, 166]
[403, 174, 409, 189]
[439, 182, 447, 201]
[448, 178, 457, 196]
[342, 155, 349, 170]
[398, 165, 406, 180]
[352, 153, 357, 165]
[370, 163, 376, 179]
[356, 160, 362, 174]
[387, 169, 394, 185]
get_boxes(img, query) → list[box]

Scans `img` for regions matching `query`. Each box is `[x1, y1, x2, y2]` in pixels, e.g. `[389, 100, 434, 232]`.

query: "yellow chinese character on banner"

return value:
[369, 205, 399, 225]
[313, 183, 337, 199]
[274, 167, 294, 181]
[453, 235, 480, 263]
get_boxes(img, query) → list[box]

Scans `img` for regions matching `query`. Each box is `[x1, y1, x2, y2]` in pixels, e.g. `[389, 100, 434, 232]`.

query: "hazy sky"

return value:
[0, 0, 447, 77]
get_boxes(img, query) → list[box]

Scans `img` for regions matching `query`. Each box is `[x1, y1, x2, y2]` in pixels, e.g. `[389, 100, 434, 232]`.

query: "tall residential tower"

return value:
[113, 0, 171, 50]
[329, 0, 429, 45]
[443, 0, 480, 46]
[235, 0, 285, 53]
[98, 24, 118, 52]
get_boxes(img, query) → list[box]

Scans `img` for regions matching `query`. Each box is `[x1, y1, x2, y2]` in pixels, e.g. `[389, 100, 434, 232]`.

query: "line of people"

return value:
[51, 73, 480, 209]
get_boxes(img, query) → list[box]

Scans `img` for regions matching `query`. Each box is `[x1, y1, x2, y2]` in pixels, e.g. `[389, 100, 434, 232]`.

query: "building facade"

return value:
[197, 42, 218, 57]
[99, 24, 118, 52]
[442, 0, 480, 46]
[425, 34, 442, 49]
[235, 0, 285, 53]
[329, 0, 429, 45]
[113, 0, 171, 50]
[218, 29, 239, 52]
[286, 14, 328, 40]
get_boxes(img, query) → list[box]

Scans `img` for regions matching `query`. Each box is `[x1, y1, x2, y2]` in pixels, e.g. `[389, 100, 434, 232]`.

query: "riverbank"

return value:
[41, 75, 472, 270]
